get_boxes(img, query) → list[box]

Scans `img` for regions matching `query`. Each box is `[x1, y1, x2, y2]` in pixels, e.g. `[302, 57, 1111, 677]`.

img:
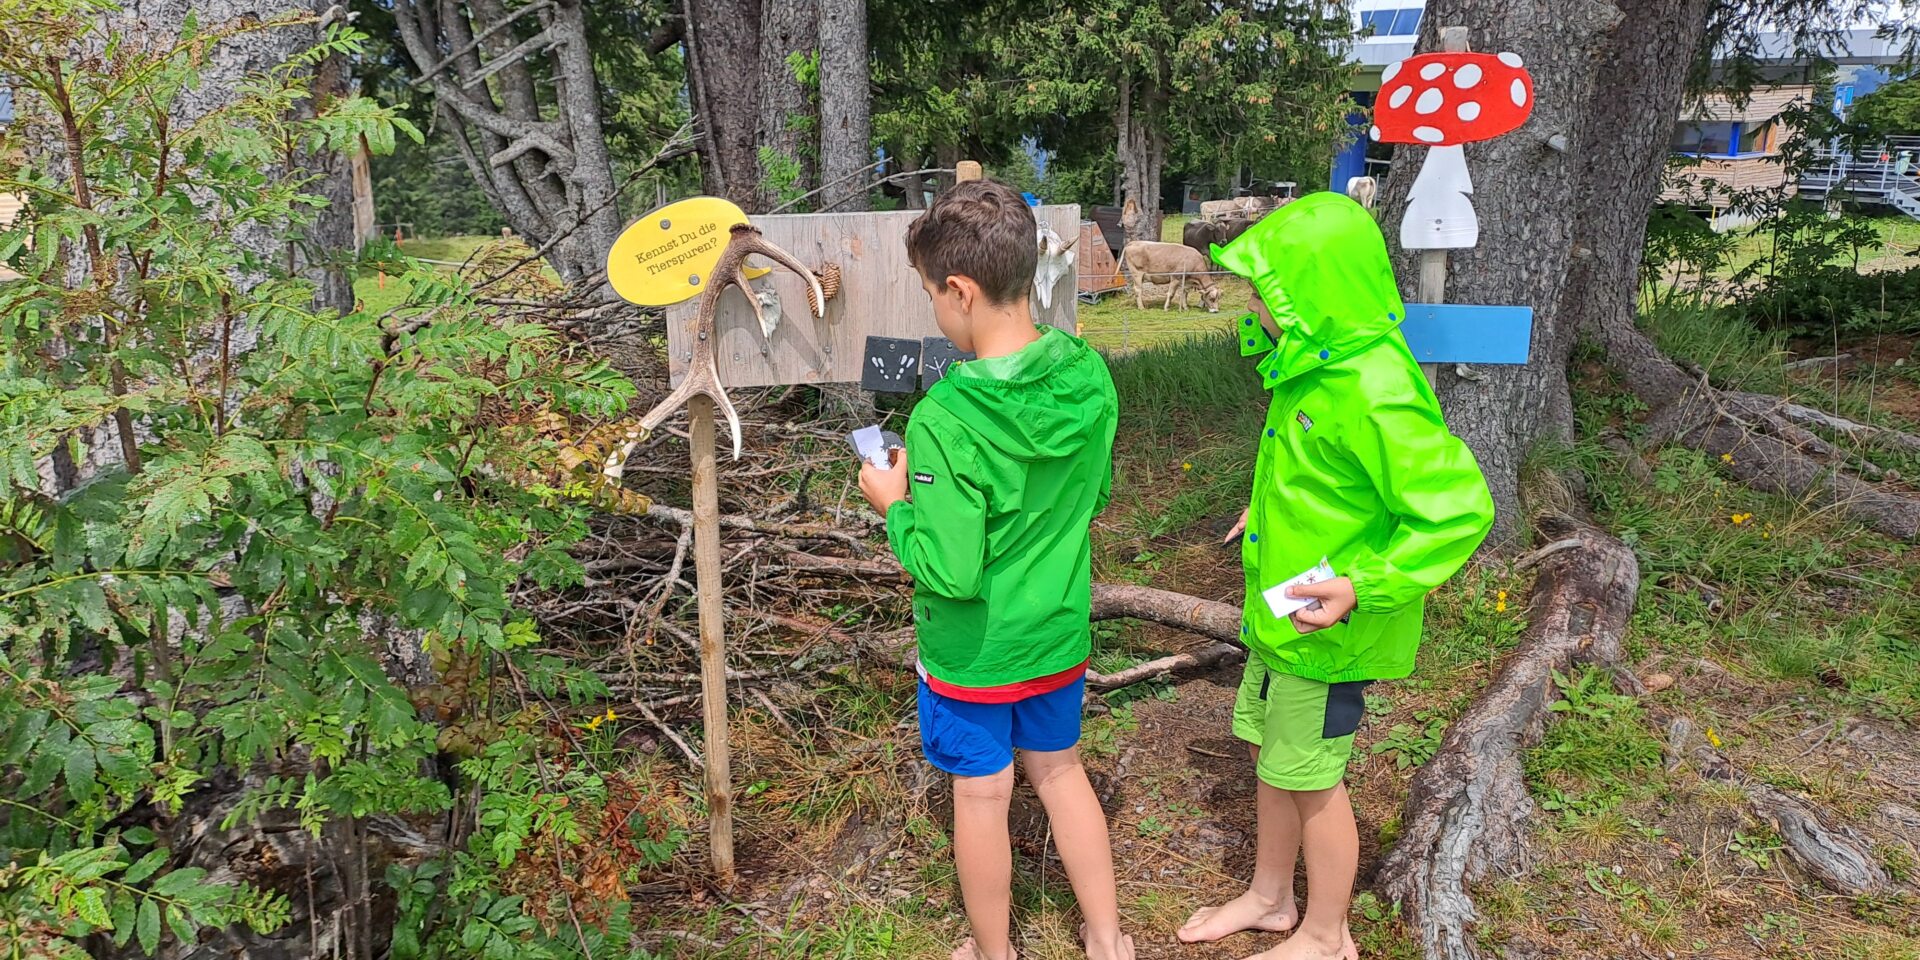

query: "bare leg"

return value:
[952, 766, 1017, 960]
[1241, 782, 1358, 960]
[1021, 747, 1134, 960]
[1178, 745, 1300, 943]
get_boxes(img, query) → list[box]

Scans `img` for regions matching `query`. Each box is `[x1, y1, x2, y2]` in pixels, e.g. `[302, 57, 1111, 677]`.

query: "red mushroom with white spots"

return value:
[1371, 51, 1534, 249]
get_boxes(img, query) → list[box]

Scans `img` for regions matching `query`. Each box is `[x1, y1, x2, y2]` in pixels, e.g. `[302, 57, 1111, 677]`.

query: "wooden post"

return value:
[688, 394, 733, 879]
[1416, 26, 1473, 390]
[955, 159, 983, 183]
[1418, 250, 1447, 387]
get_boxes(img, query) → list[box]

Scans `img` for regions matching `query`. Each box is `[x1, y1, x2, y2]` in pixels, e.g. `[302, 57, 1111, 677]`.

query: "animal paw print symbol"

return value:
[924, 357, 950, 381]
[870, 352, 917, 384]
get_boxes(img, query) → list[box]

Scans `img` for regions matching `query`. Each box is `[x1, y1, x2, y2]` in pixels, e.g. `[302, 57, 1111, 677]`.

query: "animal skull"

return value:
[1033, 220, 1078, 310]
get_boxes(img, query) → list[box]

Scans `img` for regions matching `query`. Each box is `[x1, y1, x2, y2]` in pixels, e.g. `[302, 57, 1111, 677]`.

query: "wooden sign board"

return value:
[666, 206, 1081, 389]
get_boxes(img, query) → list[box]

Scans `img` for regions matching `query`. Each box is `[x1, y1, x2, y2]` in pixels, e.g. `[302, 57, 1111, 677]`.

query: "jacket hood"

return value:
[1211, 192, 1406, 387]
[932, 325, 1109, 462]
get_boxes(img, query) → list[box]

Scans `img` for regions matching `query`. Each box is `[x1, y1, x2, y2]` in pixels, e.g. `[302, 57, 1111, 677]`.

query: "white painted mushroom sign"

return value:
[1372, 51, 1535, 250]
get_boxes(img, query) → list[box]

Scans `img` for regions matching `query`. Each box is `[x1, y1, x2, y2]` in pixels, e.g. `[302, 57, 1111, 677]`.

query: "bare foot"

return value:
[1238, 926, 1356, 960]
[1078, 923, 1136, 960]
[952, 937, 1017, 960]
[1177, 889, 1298, 943]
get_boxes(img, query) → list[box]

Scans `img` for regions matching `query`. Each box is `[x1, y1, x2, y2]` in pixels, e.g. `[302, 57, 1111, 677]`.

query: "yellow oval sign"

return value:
[607, 196, 754, 306]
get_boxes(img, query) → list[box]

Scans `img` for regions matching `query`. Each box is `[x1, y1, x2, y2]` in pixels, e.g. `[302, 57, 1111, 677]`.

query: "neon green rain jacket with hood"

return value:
[885, 326, 1119, 689]
[1212, 193, 1494, 684]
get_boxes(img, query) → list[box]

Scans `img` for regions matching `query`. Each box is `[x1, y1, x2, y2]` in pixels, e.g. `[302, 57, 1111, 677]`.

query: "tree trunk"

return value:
[1559, 0, 1920, 540]
[684, 0, 764, 208]
[818, 0, 872, 212]
[1116, 76, 1166, 244]
[303, 33, 357, 314]
[1554, 0, 1715, 346]
[755, 0, 817, 210]
[389, 0, 624, 284]
[1378, 0, 1622, 548]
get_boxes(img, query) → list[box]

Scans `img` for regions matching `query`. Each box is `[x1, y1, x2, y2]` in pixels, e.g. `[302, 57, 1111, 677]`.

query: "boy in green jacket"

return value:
[858, 180, 1131, 960]
[1177, 193, 1494, 959]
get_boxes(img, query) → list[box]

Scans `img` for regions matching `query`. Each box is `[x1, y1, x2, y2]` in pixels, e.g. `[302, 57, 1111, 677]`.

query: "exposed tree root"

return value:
[1374, 515, 1640, 960]
[1663, 715, 1888, 895]
[1599, 313, 1920, 540]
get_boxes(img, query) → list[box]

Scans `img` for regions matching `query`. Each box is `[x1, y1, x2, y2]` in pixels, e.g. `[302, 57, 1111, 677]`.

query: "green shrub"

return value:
[0, 8, 649, 959]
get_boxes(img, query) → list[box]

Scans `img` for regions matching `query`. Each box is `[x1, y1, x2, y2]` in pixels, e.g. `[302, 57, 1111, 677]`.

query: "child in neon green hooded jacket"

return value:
[1177, 193, 1494, 959]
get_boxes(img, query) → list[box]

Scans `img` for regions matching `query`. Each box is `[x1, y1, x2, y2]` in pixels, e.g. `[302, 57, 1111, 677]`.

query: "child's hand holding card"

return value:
[1261, 558, 1338, 620]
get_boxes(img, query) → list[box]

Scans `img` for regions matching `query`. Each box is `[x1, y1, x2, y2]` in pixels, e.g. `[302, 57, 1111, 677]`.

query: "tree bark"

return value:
[1116, 75, 1167, 244]
[817, 0, 872, 212]
[1554, 0, 1714, 347]
[303, 32, 357, 313]
[755, 0, 817, 210]
[684, 0, 764, 207]
[1378, 0, 1622, 547]
[1113, 76, 1167, 245]
[1375, 516, 1640, 960]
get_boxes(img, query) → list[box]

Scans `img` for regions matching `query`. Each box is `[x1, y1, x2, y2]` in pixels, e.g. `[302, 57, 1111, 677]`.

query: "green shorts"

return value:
[1231, 656, 1371, 791]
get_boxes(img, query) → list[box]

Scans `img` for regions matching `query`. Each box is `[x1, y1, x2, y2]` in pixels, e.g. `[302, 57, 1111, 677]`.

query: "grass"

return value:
[1719, 212, 1920, 278]
[349, 234, 550, 315]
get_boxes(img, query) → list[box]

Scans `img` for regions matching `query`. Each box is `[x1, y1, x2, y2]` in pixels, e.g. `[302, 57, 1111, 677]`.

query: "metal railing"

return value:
[1798, 136, 1920, 216]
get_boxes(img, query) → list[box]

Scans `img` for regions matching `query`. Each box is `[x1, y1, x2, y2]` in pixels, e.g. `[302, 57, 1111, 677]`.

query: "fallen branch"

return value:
[1086, 641, 1243, 690]
[1375, 514, 1640, 960]
[1088, 582, 1242, 642]
[1663, 716, 1886, 895]
[1782, 353, 1850, 371]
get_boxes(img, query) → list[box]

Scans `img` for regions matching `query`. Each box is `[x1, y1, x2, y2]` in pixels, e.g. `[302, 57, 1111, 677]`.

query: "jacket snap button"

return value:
[1319, 349, 1330, 360]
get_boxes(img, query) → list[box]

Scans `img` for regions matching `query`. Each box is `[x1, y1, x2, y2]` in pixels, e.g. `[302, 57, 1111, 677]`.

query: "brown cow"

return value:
[1122, 240, 1222, 313]
[1181, 216, 1256, 257]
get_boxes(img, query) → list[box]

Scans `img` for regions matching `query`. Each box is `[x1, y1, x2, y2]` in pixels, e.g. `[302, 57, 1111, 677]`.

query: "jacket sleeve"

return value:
[885, 415, 990, 601]
[1340, 397, 1495, 614]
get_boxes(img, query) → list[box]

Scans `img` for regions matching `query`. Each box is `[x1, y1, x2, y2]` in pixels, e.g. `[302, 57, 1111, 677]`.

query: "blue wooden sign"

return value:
[1397, 303, 1534, 365]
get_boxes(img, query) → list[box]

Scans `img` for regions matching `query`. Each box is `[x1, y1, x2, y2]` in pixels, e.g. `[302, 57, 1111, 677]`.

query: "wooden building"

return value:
[1659, 85, 1811, 230]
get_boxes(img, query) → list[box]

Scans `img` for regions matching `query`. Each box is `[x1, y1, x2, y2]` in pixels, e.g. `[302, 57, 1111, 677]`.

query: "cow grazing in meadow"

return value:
[1121, 240, 1222, 313]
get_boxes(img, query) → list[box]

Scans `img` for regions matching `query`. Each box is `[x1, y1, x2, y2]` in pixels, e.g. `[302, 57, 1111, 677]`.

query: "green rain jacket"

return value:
[1212, 193, 1494, 684]
[885, 326, 1119, 689]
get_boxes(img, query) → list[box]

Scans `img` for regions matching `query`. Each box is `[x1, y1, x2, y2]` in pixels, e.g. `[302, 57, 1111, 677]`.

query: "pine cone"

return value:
[809, 262, 843, 315]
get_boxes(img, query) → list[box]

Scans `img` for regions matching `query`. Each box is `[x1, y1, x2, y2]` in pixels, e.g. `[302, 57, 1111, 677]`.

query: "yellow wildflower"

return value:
[1730, 513, 1752, 525]
[1181, 462, 1193, 472]
[1705, 726, 1722, 748]
[1495, 600, 1507, 613]
[1721, 452, 1734, 464]
[585, 715, 604, 731]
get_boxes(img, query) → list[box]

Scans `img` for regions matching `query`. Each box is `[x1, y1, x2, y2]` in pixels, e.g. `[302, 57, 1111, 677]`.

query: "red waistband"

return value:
[919, 658, 1090, 704]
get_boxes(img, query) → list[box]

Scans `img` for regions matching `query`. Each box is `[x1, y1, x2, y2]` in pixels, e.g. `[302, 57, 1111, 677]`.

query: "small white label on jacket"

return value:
[913, 472, 935, 484]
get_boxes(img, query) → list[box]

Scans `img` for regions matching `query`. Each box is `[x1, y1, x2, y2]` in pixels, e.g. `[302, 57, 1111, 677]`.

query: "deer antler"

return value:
[619, 225, 827, 466]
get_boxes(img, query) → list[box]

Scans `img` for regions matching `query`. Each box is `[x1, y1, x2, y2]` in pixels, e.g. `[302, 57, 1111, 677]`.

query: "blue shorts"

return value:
[916, 677, 1087, 778]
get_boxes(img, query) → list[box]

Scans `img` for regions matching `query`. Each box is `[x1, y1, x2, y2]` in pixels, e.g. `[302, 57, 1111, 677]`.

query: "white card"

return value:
[1261, 559, 1337, 619]
[850, 425, 889, 468]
